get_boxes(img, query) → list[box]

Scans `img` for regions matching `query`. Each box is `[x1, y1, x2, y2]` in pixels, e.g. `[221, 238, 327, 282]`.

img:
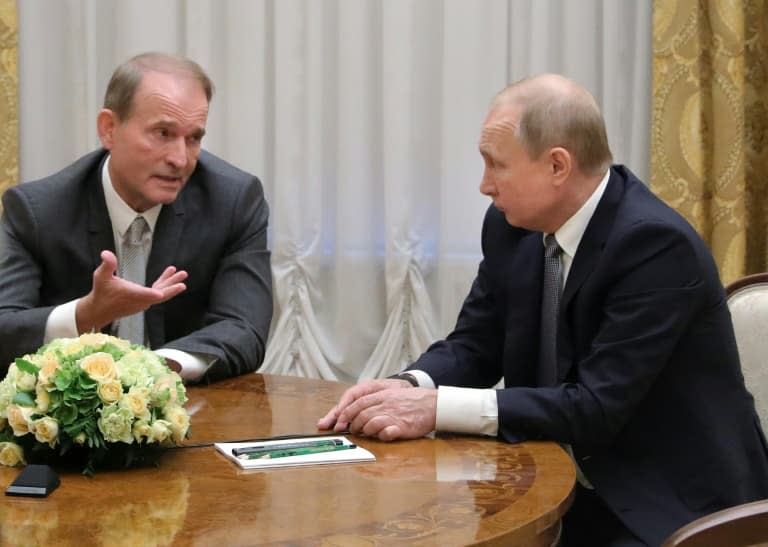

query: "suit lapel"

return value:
[556, 168, 625, 382]
[145, 196, 186, 348]
[87, 163, 117, 265]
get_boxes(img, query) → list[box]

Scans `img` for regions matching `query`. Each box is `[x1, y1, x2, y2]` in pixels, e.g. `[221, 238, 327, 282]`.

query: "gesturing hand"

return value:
[75, 250, 188, 333]
[317, 379, 437, 441]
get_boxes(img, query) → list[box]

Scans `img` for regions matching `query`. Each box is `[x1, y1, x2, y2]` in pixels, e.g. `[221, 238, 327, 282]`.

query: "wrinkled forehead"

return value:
[479, 105, 520, 152]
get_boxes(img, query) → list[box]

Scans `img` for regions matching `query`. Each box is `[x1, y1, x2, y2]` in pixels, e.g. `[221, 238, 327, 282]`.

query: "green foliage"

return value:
[0, 334, 190, 476]
[15, 358, 40, 375]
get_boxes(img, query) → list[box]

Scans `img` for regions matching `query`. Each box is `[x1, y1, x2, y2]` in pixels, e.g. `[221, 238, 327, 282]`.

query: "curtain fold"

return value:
[651, 0, 768, 284]
[0, 0, 17, 206]
[15, 0, 652, 380]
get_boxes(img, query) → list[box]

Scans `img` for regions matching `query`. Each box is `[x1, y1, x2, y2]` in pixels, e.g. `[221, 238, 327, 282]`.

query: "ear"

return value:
[549, 147, 571, 187]
[96, 109, 117, 150]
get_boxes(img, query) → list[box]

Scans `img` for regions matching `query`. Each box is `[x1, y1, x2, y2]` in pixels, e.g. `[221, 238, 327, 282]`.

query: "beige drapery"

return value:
[0, 0, 16, 208]
[651, 0, 768, 284]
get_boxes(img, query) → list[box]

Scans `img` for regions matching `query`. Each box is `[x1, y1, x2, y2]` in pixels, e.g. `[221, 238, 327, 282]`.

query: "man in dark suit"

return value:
[319, 74, 768, 545]
[0, 52, 272, 383]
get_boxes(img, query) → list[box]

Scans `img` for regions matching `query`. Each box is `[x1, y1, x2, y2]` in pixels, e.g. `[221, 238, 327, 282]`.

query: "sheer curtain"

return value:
[17, 0, 652, 382]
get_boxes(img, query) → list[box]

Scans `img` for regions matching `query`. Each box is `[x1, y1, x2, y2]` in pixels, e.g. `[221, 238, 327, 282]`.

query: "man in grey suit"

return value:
[0, 52, 273, 383]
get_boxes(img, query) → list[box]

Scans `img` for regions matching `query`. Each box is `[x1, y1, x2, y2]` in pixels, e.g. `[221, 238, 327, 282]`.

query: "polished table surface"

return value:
[0, 374, 575, 546]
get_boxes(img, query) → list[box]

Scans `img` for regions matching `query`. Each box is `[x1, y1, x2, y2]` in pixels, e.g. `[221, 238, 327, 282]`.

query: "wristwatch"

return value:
[388, 372, 419, 387]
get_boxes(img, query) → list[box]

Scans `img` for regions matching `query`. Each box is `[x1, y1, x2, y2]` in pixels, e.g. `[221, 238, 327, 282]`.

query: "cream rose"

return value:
[164, 405, 190, 443]
[132, 419, 152, 443]
[73, 432, 87, 445]
[14, 369, 37, 392]
[37, 354, 60, 387]
[78, 333, 110, 347]
[98, 379, 123, 404]
[35, 384, 51, 413]
[6, 405, 34, 436]
[151, 373, 185, 406]
[149, 419, 172, 443]
[79, 352, 118, 382]
[64, 340, 85, 355]
[119, 386, 151, 420]
[32, 416, 59, 447]
[0, 442, 24, 467]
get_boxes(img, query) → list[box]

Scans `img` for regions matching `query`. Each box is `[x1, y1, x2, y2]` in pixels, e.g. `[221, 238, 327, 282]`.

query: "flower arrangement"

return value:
[0, 333, 190, 475]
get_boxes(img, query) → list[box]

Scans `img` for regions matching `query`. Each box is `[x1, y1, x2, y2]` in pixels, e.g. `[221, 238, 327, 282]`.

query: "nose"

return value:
[479, 169, 495, 196]
[166, 138, 188, 170]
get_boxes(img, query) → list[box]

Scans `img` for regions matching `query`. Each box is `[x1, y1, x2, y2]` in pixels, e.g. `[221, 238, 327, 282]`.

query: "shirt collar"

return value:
[546, 169, 611, 259]
[101, 155, 162, 238]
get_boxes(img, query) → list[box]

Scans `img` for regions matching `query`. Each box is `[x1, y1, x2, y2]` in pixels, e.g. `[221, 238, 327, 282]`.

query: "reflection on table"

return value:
[0, 373, 575, 546]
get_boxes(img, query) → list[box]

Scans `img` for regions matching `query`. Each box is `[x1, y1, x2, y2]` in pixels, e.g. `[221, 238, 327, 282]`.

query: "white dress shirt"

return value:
[411, 169, 611, 436]
[44, 157, 214, 382]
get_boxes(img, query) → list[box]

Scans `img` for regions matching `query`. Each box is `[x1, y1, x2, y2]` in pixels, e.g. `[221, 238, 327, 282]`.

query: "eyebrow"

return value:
[152, 119, 207, 138]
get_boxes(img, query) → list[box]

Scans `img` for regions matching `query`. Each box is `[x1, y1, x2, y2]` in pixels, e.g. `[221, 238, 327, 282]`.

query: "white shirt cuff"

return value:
[435, 385, 499, 437]
[44, 299, 80, 342]
[406, 369, 435, 389]
[154, 348, 215, 383]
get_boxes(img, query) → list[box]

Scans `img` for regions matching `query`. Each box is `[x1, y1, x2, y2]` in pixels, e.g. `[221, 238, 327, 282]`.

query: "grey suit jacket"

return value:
[0, 149, 273, 383]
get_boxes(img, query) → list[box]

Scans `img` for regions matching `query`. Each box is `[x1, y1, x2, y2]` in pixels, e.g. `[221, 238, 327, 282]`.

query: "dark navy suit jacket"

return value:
[0, 149, 273, 383]
[411, 166, 768, 544]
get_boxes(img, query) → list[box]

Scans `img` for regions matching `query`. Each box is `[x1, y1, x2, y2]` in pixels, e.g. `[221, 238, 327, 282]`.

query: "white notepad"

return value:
[214, 436, 376, 469]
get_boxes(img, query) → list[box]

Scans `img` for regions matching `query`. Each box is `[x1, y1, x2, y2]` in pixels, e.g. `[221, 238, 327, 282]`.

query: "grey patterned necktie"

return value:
[117, 216, 149, 345]
[538, 234, 563, 386]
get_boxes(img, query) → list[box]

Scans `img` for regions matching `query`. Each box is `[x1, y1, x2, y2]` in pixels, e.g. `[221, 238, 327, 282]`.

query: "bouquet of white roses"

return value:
[0, 333, 190, 475]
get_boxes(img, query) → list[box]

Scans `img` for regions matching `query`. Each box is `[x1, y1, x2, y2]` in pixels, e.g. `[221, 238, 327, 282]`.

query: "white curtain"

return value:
[17, 0, 652, 382]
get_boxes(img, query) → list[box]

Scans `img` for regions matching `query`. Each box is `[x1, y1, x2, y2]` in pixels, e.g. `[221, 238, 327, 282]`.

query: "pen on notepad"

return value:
[236, 443, 357, 460]
[232, 439, 344, 457]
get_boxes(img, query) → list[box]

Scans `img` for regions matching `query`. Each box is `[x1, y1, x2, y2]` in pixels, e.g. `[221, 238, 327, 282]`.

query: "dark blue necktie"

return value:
[538, 234, 563, 386]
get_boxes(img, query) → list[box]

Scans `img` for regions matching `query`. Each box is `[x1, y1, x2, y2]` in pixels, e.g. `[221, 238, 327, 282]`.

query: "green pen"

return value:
[238, 443, 357, 460]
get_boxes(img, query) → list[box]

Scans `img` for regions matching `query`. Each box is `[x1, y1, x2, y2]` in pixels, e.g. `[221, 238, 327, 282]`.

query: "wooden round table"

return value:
[0, 374, 575, 546]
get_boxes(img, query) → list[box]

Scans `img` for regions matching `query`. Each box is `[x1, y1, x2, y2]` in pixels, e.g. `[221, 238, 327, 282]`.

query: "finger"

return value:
[154, 266, 189, 286]
[334, 381, 388, 418]
[316, 406, 340, 430]
[156, 282, 187, 301]
[378, 425, 401, 442]
[361, 414, 394, 439]
[154, 273, 188, 291]
[337, 392, 382, 431]
[94, 250, 119, 282]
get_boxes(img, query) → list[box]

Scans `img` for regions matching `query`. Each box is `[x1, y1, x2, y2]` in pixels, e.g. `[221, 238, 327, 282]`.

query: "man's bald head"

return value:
[492, 74, 613, 176]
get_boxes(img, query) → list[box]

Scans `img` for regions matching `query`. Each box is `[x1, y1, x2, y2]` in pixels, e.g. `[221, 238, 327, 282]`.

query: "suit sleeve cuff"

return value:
[44, 299, 80, 342]
[436, 386, 499, 436]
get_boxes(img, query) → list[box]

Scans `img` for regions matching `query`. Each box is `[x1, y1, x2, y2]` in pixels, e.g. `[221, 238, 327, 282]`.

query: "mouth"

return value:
[153, 175, 184, 187]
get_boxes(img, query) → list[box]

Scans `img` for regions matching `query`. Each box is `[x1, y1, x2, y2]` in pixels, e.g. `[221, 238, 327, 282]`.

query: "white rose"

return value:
[32, 416, 59, 447]
[149, 420, 172, 444]
[0, 442, 24, 467]
[119, 386, 151, 420]
[151, 373, 185, 406]
[15, 371, 37, 393]
[164, 405, 190, 443]
[132, 419, 152, 443]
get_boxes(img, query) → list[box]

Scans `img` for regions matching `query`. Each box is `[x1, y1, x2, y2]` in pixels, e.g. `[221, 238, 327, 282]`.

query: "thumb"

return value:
[94, 250, 119, 280]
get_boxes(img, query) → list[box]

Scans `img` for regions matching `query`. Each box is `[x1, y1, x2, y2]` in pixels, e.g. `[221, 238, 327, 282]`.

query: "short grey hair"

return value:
[495, 74, 613, 176]
[103, 51, 214, 120]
